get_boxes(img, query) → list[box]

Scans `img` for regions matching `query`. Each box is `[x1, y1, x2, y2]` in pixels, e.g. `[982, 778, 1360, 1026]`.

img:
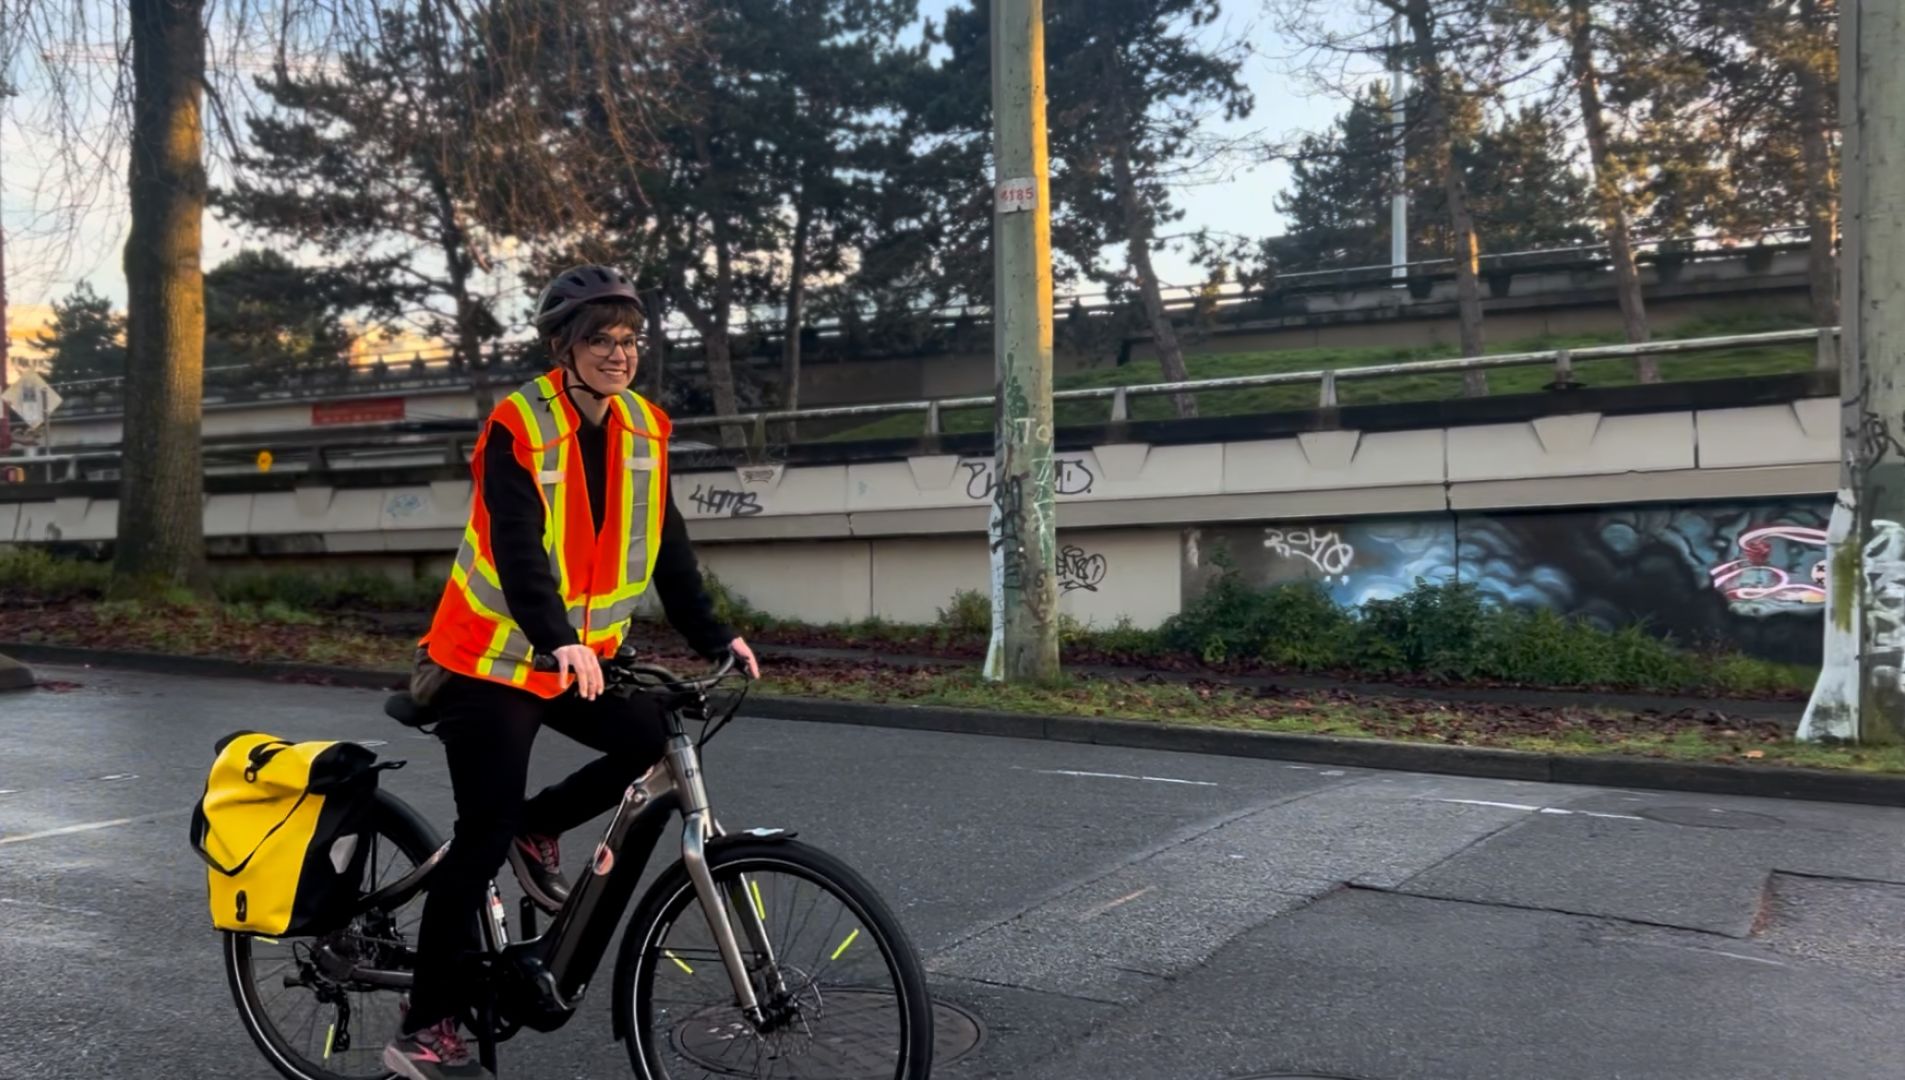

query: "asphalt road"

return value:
[2, 664, 1901, 1080]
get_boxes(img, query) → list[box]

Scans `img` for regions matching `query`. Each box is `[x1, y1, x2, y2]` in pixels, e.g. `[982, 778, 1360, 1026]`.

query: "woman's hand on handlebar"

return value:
[729, 637, 760, 680]
[553, 643, 605, 700]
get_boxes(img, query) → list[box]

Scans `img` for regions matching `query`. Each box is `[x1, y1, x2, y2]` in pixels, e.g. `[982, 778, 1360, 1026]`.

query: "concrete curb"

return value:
[0, 641, 404, 690]
[0, 651, 35, 691]
[8, 641, 1897, 808]
[741, 696, 1904, 809]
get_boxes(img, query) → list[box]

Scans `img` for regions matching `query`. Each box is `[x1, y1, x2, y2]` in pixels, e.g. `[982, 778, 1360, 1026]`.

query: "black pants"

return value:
[405, 673, 667, 1032]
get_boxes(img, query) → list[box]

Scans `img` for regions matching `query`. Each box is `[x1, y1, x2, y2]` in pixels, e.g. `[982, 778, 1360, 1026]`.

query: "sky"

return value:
[0, 0, 1370, 315]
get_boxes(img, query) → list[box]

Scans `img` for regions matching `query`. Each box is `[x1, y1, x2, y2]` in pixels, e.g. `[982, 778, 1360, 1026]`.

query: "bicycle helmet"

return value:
[532, 265, 643, 335]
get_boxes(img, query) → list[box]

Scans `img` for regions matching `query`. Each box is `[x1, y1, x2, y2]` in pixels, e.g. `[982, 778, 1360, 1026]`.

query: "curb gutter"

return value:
[9, 641, 1896, 809]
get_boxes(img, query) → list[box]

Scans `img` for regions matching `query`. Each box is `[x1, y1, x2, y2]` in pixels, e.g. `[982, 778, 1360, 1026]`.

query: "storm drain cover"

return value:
[672, 991, 984, 1076]
[1638, 805, 1784, 830]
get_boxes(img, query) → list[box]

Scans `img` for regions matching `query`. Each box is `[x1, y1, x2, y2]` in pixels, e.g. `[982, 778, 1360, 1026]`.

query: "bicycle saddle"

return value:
[383, 692, 434, 730]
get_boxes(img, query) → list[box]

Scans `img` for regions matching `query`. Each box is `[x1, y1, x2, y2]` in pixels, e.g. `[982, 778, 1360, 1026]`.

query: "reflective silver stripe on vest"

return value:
[452, 532, 513, 618]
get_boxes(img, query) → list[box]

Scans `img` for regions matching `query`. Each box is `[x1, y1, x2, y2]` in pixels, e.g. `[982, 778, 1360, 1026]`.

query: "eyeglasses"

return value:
[584, 334, 640, 359]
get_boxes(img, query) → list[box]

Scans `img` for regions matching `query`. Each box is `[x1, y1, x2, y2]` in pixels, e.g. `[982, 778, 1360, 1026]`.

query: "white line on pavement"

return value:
[1425, 798, 1645, 822]
[0, 809, 187, 846]
[0, 895, 109, 919]
[1625, 939, 1789, 967]
[1024, 768, 1219, 787]
[1078, 886, 1155, 921]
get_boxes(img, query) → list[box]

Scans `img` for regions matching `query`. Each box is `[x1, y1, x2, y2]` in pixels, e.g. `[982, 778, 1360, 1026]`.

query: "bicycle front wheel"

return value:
[615, 838, 933, 1080]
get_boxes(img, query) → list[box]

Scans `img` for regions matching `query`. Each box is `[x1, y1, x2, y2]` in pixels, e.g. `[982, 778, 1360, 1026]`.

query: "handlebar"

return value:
[530, 648, 745, 696]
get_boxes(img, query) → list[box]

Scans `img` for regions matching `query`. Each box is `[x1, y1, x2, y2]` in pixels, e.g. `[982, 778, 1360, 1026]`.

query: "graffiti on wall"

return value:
[1195, 498, 1835, 664]
[1262, 527, 1356, 581]
[964, 458, 1096, 501]
[1057, 545, 1108, 593]
[1708, 524, 1828, 607]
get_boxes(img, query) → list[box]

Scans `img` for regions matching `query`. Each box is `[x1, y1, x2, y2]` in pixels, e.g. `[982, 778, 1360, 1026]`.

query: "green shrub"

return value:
[214, 571, 437, 612]
[1352, 580, 1488, 679]
[1159, 575, 1354, 669]
[0, 548, 110, 602]
[936, 589, 991, 637]
[700, 572, 774, 635]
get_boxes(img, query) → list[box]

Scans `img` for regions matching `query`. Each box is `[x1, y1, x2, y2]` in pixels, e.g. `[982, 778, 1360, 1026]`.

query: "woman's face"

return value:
[569, 323, 640, 394]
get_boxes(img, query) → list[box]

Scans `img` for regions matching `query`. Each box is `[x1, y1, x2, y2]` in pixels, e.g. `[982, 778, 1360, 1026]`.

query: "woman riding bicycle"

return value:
[386, 266, 759, 1080]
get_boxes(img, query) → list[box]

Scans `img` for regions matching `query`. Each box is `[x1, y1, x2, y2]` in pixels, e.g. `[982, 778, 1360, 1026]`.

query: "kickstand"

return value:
[476, 981, 500, 1074]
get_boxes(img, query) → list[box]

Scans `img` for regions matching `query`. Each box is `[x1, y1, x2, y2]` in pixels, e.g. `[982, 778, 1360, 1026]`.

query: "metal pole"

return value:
[1806, 0, 1904, 743]
[985, 0, 1060, 684]
[1390, 14, 1408, 283]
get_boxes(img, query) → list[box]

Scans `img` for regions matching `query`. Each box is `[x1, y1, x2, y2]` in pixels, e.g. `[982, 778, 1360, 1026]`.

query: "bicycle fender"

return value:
[710, 827, 798, 847]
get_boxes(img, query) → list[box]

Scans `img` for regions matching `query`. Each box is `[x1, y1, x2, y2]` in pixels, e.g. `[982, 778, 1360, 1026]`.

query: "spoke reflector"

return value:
[665, 949, 695, 975]
[831, 928, 860, 961]
[750, 879, 766, 920]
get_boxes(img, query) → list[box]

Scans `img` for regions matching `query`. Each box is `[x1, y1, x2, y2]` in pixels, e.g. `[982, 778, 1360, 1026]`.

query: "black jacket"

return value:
[482, 418, 735, 658]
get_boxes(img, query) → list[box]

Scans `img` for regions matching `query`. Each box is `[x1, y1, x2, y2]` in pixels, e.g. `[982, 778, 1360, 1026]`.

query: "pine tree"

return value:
[39, 282, 126, 384]
[217, 1, 500, 368]
[202, 250, 356, 377]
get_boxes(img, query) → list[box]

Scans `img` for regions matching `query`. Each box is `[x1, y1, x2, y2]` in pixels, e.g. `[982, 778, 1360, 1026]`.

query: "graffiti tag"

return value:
[690, 485, 764, 518]
[992, 474, 1026, 593]
[1263, 527, 1356, 578]
[964, 459, 1095, 501]
[1056, 545, 1108, 594]
[1708, 524, 1828, 605]
[1864, 519, 1905, 692]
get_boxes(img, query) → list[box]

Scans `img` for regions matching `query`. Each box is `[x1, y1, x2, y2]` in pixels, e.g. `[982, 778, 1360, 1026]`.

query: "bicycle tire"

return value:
[225, 788, 441, 1080]
[613, 838, 934, 1080]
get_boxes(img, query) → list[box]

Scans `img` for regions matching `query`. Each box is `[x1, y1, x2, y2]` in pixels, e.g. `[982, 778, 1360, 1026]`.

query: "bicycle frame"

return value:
[343, 680, 781, 1035]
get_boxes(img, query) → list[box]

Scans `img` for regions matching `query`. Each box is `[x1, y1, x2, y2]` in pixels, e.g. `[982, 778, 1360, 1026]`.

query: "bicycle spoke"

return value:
[642, 862, 913, 1080]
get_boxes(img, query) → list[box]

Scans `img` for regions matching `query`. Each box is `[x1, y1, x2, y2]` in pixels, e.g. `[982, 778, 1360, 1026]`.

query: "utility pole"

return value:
[1802, 0, 1904, 744]
[1389, 14, 1408, 283]
[0, 82, 12, 457]
[984, 0, 1059, 684]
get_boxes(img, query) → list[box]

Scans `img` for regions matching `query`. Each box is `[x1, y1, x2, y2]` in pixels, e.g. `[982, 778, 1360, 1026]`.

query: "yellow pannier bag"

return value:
[189, 731, 387, 936]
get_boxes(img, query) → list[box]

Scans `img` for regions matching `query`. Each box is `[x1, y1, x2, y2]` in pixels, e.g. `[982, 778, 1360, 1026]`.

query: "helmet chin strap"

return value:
[560, 359, 616, 402]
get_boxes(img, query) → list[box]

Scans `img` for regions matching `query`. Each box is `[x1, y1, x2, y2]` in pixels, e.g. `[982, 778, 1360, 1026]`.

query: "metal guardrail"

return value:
[671, 326, 1841, 434]
[38, 227, 1817, 404]
[0, 326, 1839, 486]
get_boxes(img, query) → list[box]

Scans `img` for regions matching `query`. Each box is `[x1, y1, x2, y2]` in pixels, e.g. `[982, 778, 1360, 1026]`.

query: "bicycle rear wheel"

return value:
[615, 838, 934, 1080]
[225, 789, 440, 1080]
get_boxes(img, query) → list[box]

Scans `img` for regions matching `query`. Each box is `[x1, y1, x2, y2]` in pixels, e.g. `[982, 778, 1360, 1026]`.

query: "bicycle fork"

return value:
[669, 740, 786, 1026]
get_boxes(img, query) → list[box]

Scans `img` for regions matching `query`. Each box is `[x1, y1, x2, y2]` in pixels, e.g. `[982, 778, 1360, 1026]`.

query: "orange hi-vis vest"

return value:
[423, 368, 671, 698]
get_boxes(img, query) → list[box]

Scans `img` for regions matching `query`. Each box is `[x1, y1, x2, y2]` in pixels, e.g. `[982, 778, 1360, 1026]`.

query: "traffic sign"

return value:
[0, 371, 61, 429]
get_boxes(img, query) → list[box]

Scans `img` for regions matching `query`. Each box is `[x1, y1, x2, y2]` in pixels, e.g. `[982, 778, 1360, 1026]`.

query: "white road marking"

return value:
[0, 809, 186, 846]
[1078, 886, 1155, 921]
[1425, 798, 1644, 822]
[1626, 940, 1789, 967]
[94, 774, 138, 782]
[1026, 768, 1218, 787]
[0, 895, 108, 919]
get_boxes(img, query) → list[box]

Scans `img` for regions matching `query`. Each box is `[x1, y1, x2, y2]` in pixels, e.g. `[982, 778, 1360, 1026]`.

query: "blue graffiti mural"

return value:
[1215, 498, 1834, 663]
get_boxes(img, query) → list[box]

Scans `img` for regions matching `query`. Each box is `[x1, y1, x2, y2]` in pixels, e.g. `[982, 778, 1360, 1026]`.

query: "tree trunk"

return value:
[1098, 48, 1195, 420]
[115, 0, 208, 597]
[1405, 0, 1487, 394]
[1795, 0, 1839, 328]
[689, 128, 744, 447]
[783, 196, 810, 438]
[1569, 0, 1652, 380]
[644, 287, 669, 401]
[1111, 140, 1196, 418]
[668, 279, 745, 449]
